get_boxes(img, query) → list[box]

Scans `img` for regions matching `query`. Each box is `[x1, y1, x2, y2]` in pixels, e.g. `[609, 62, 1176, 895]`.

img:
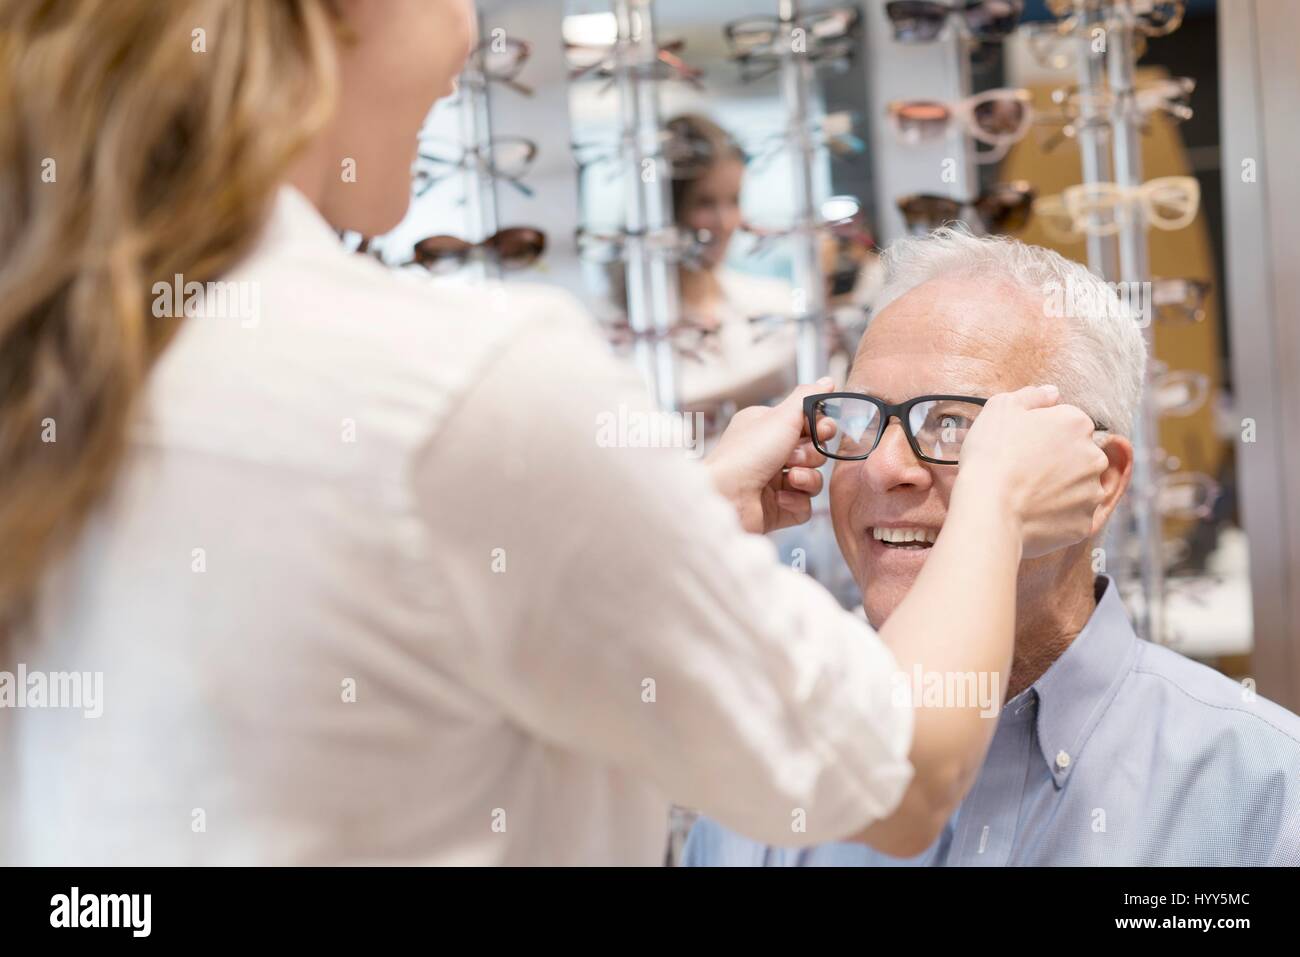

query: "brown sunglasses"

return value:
[896, 180, 1035, 233]
[409, 227, 546, 274]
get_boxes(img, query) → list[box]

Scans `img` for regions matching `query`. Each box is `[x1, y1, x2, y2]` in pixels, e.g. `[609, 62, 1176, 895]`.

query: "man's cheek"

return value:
[828, 483, 859, 571]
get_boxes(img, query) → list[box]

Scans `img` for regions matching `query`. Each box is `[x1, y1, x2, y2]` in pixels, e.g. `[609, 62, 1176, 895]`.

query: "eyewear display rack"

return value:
[587, 0, 844, 410]
[607, 0, 682, 412]
[1067, 0, 1165, 644]
[773, 0, 831, 382]
[448, 4, 507, 282]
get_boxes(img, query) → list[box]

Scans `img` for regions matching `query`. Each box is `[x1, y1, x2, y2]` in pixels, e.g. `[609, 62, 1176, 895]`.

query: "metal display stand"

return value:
[457, 9, 502, 281]
[1072, 4, 1120, 278]
[775, 0, 829, 382]
[1106, 1, 1165, 646]
[577, 0, 846, 408]
[611, 0, 680, 411]
[1061, 0, 1166, 643]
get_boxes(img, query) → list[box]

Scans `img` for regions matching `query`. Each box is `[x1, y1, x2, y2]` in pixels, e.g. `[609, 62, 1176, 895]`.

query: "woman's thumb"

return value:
[776, 376, 836, 417]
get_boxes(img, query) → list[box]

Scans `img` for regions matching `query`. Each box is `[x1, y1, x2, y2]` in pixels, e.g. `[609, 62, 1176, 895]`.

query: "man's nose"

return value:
[863, 419, 933, 493]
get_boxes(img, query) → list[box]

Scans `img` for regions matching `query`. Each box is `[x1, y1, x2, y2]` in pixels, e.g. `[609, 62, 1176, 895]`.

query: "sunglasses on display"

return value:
[565, 38, 704, 89]
[884, 0, 1025, 43]
[752, 309, 875, 357]
[573, 112, 861, 187]
[742, 194, 870, 253]
[724, 7, 861, 58]
[744, 113, 868, 171]
[724, 7, 862, 81]
[1152, 277, 1210, 324]
[573, 130, 722, 183]
[1046, 0, 1184, 37]
[407, 227, 546, 275]
[463, 36, 533, 96]
[826, 233, 879, 296]
[575, 226, 712, 266]
[412, 137, 538, 198]
[1032, 193, 1082, 243]
[805, 391, 1107, 465]
[603, 316, 704, 359]
[565, 36, 678, 73]
[610, 309, 860, 364]
[1148, 362, 1211, 418]
[604, 314, 754, 364]
[1022, 19, 1148, 71]
[896, 181, 1036, 233]
[1156, 470, 1220, 521]
[1038, 76, 1194, 152]
[1034, 176, 1198, 238]
[887, 88, 1032, 164]
[745, 310, 838, 343]
[1068, 175, 1199, 234]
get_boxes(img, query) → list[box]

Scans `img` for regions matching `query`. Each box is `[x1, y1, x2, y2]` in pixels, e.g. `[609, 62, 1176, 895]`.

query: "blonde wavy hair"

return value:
[0, 0, 343, 631]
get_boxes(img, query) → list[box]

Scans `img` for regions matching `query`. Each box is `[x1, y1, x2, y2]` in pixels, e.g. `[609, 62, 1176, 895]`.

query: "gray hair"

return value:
[872, 226, 1147, 437]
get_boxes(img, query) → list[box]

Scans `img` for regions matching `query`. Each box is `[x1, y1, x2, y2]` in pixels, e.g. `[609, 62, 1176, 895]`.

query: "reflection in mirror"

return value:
[565, 0, 880, 430]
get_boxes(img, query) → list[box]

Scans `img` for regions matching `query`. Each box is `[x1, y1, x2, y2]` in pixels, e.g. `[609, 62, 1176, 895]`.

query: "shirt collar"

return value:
[256, 183, 349, 257]
[1015, 576, 1140, 789]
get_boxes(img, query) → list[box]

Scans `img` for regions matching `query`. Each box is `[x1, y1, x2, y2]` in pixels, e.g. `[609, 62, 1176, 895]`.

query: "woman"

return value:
[0, 0, 1107, 865]
[634, 114, 875, 428]
[662, 114, 800, 415]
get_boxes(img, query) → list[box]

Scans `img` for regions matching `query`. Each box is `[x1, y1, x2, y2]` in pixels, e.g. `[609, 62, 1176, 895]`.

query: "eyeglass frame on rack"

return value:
[883, 0, 1026, 44]
[461, 35, 534, 97]
[407, 226, 547, 274]
[1036, 76, 1194, 152]
[412, 136, 539, 199]
[896, 181, 1037, 234]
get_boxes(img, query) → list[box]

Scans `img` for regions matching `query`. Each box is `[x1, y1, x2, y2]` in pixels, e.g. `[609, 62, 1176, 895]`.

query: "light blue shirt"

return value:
[684, 577, 1300, 866]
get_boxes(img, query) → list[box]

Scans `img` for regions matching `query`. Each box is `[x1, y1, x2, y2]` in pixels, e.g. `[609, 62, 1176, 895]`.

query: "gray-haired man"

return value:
[686, 228, 1300, 866]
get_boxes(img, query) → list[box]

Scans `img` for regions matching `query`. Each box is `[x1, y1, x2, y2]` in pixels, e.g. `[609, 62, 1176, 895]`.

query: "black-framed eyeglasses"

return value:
[805, 392, 1107, 465]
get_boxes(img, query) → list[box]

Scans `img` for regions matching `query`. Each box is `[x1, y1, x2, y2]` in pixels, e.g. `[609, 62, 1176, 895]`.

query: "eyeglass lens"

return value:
[813, 396, 985, 463]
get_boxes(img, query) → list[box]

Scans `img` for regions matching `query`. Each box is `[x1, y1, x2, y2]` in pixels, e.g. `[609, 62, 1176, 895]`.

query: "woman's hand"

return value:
[705, 379, 837, 534]
[954, 385, 1110, 558]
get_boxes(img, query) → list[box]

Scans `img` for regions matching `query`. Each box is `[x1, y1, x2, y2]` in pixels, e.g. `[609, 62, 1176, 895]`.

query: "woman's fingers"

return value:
[783, 466, 823, 497]
[776, 490, 813, 527]
[785, 438, 827, 469]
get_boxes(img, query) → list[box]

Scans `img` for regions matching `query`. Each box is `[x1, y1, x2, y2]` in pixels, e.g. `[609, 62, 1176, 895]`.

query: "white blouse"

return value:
[3, 186, 912, 865]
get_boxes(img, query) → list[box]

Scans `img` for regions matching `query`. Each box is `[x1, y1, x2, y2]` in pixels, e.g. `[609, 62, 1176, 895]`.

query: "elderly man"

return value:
[684, 228, 1300, 866]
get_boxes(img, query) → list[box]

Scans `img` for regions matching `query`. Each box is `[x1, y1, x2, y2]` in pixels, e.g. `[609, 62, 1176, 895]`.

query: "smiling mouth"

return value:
[872, 526, 938, 549]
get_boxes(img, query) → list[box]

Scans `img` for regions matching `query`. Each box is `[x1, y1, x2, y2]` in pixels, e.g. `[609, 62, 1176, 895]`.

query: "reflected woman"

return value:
[661, 114, 800, 420]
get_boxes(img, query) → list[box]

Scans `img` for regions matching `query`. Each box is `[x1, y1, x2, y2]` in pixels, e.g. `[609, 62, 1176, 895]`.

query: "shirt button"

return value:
[1056, 750, 1071, 770]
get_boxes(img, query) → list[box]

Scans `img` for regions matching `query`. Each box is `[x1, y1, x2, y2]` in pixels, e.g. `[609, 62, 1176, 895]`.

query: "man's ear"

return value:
[1090, 434, 1134, 536]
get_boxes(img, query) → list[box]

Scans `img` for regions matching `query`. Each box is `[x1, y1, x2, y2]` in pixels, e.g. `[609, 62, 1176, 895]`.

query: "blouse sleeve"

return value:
[412, 287, 913, 847]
